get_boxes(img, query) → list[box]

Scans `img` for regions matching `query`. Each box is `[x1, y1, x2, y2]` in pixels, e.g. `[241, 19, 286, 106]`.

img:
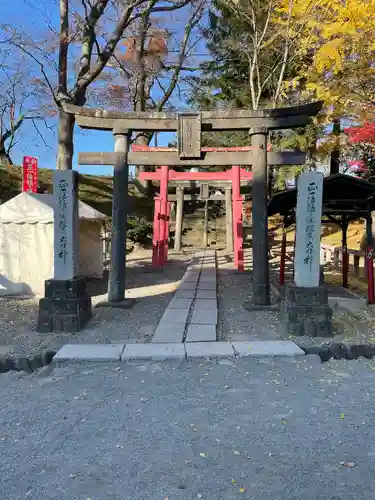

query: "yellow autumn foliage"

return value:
[278, 0, 375, 119]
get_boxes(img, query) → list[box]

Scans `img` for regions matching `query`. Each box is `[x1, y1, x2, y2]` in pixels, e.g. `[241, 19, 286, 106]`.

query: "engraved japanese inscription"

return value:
[177, 112, 201, 158]
[294, 171, 324, 287]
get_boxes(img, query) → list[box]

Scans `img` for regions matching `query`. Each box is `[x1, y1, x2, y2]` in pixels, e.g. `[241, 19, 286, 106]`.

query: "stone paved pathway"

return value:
[152, 250, 218, 343]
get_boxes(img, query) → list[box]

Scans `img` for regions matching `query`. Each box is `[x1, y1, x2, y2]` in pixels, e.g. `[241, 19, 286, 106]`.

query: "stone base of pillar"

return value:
[37, 277, 92, 333]
[243, 301, 279, 312]
[251, 283, 271, 306]
[95, 298, 137, 309]
[281, 284, 333, 337]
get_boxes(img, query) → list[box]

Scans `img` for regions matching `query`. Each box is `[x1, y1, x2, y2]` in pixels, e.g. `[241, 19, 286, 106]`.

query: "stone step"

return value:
[53, 341, 306, 362]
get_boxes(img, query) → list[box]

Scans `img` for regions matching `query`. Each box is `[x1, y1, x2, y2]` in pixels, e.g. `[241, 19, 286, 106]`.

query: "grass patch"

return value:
[0, 165, 153, 219]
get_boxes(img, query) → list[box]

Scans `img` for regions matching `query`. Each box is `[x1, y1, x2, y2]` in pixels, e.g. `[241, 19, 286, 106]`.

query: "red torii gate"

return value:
[134, 144, 258, 271]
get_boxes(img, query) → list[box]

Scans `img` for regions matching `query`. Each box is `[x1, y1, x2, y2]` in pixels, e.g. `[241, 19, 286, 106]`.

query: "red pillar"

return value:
[232, 165, 244, 271]
[159, 165, 169, 266]
[279, 225, 287, 285]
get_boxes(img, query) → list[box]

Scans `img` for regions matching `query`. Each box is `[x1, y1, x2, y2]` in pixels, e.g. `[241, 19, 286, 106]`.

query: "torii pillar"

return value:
[250, 128, 270, 305]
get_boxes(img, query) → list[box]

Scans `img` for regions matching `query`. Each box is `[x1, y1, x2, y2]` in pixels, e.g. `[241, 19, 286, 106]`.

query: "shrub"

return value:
[127, 216, 153, 245]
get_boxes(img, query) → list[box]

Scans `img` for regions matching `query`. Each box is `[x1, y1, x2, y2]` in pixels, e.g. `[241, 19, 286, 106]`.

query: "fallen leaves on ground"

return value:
[340, 461, 357, 468]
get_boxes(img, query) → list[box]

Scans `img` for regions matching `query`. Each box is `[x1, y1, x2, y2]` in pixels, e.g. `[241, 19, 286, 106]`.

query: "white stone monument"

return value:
[53, 170, 79, 280]
[37, 170, 92, 334]
[294, 171, 324, 287]
[281, 170, 332, 337]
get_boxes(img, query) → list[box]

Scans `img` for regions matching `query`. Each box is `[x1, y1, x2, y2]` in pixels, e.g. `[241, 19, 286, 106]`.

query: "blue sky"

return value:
[1, 0, 207, 176]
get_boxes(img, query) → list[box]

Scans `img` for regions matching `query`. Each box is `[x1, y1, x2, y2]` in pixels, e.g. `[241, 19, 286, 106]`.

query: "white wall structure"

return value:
[0, 193, 106, 297]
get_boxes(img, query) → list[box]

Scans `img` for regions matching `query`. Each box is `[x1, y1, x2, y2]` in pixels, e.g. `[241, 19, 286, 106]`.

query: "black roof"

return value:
[268, 174, 375, 218]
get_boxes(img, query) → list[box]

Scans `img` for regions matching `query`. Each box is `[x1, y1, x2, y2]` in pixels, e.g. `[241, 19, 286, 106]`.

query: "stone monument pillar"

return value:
[281, 171, 333, 337]
[37, 170, 92, 333]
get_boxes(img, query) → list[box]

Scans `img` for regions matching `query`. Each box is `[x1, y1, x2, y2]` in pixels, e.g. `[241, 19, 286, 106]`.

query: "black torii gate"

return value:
[38, 101, 324, 335]
[71, 101, 322, 308]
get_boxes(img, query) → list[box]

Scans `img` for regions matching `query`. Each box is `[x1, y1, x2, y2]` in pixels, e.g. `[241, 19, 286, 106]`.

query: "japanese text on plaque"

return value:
[57, 179, 68, 263]
[304, 181, 318, 270]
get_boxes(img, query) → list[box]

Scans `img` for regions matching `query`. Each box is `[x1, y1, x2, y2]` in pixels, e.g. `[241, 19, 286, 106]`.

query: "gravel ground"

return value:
[1, 356, 375, 499]
[217, 248, 375, 346]
[0, 249, 191, 357]
[217, 250, 281, 342]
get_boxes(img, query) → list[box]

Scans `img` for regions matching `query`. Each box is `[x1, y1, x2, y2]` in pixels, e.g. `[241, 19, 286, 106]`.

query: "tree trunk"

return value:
[56, 108, 75, 170]
[330, 118, 341, 175]
[134, 134, 148, 179]
[134, 133, 154, 195]
[0, 149, 13, 166]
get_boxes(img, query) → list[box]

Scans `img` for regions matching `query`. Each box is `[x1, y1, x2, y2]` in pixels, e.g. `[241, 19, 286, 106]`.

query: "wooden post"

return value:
[333, 248, 340, 267]
[353, 254, 360, 278]
[225, 186, 234, 253]
[279, 217, 287, 286]
[108, 128, 130, 302]
[159, 165, 169, 266]
[203, 200, 209, 248]
[174, 186, 184, 252]
[152, 196, 161, 267]
[250, 129, 270, 304]
[232, 166, 244, 271]
[342, 215, 349, 288]
[165, 201, 171, 262]
[366, 212, 375, 304]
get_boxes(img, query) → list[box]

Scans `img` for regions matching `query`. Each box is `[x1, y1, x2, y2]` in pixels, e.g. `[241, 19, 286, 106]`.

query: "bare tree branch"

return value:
[7, 39, 57, 104]
[156, 1, 204, 111]
[77, 0, 110, 82]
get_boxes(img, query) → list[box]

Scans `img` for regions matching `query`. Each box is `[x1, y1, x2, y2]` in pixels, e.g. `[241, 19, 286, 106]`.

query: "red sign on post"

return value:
[22, 156, 38, 193]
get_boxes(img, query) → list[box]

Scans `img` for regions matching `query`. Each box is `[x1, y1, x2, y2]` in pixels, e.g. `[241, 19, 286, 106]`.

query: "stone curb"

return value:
[297, 341, 375, 362]
[52, 341, 306, 362]
[0, 350, 56, 374]
[54, 344, 125, 362]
